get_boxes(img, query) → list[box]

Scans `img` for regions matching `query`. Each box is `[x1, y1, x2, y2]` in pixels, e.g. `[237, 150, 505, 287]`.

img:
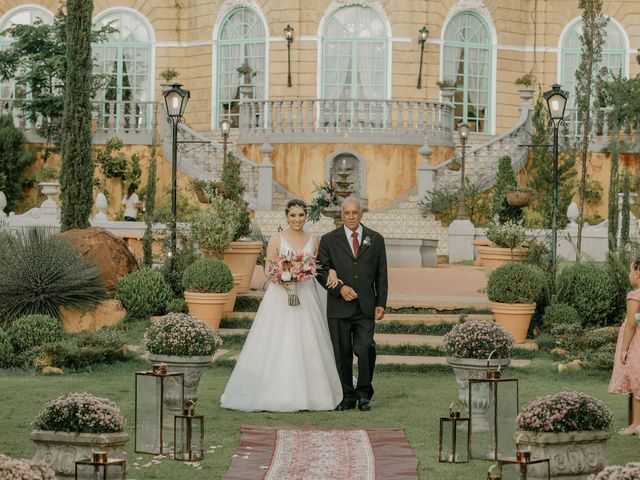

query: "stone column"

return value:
[257, 143, 274, 211]
[448, 219, 476, 262]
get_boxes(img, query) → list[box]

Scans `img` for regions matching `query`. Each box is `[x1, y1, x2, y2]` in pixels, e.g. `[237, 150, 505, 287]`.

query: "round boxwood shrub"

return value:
[541, 303, 580, 330]
[555, 262, 618, 327]
[6, 314, 64, 353]
[182, 259, 233, 293]
[0, 330, 14, 368]
[487, 263, 547, 304]
[166, 297, 188, 313]
[115, 268, 173, 319]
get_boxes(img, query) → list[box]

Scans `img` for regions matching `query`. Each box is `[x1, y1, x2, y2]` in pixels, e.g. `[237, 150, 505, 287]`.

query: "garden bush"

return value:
[0, 330, 14, 368]
[555, 262, 619, 327]
[541, 303, 580, 330]
[161, 237, 199, 296]
[585, 326, 619, 350]
[115, 267, 173, 319]
[182, 258, 234, 293]
[0, 228, 108, 327]
[549, 322, 584, 351]
[6, 314, 64, 353]
[582, 343, 616, 371]
[487, 263, 547, 304]
[166, 297, 188, 313]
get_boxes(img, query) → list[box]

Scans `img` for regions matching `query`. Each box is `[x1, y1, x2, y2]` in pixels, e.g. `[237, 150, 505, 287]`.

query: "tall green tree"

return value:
[59, 0, 94, 231]
[491, 155, 522, 224]
[527, 95, 576, 228]
[620, 170, 631, 247]
[0, 115, 35, 212]
[143, 135, 158, 267]
[574, 0, 607, 256]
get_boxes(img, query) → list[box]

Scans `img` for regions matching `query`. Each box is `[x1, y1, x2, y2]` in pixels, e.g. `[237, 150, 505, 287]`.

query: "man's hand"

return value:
[340, 285, 358, 302]
[375, 306, 385, 321]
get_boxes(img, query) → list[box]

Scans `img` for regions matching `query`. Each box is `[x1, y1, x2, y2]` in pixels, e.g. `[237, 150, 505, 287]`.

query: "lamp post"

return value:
[284, 24, 294, 87]
[162, 83, 190, 261]
[543, 84, 568, 281]
[220, 119, 231, 166]
[457, 122, 470, 219]
[417, 25, 429, 89]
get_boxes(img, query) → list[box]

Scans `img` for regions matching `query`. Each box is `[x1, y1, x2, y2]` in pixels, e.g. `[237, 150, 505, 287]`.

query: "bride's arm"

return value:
[265, 234, 280, 266]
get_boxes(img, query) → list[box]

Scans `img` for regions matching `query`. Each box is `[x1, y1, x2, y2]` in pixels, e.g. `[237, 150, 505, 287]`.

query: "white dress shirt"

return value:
[344, 224, 363, 256]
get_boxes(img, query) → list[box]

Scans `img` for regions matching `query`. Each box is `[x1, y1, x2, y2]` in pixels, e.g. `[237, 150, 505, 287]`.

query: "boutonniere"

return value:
[362, 236, 372, 248]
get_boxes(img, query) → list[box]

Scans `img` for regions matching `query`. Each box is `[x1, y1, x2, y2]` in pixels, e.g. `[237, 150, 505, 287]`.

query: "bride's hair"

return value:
[285, 198, 307, 215]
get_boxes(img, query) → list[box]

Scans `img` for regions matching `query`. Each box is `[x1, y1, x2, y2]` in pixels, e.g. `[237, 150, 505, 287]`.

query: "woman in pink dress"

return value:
[609, 257, 640, 435]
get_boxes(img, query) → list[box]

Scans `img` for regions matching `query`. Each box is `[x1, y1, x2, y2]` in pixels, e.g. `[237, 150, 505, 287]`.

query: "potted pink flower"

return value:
[0, 454, 55, 479]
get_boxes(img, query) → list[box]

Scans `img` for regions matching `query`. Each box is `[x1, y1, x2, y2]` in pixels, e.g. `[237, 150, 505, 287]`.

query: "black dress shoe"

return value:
[357, 399, 371, 411]
[335, 400, 356, 411]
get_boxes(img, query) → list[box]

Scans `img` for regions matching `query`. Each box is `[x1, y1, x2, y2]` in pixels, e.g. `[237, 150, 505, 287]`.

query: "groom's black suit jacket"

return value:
[317, 225, 388, 319]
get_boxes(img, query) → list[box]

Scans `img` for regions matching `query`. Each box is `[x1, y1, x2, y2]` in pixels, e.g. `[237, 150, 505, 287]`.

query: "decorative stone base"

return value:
[59, 299, 126, 333]
[385, 238, 438, 267]
[31, 430, 129, 479]
[148, 353, 213, 406]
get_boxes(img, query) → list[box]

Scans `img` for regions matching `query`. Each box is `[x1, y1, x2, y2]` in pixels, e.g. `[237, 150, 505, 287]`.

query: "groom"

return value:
[318, 197, 388, 412]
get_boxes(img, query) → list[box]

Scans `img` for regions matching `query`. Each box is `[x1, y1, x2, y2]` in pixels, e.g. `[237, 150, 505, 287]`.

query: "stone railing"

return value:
[563, 107, 638, 150]
[238, 98, 455, 146]
[422, 91, 533, 197]
[0, 98, 157, 145]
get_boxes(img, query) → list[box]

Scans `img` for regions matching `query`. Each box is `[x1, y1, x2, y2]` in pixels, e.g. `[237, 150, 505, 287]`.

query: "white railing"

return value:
[238, 98, 454, 145]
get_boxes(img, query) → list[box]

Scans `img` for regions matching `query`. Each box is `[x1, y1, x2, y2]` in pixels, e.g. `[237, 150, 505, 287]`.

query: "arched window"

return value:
[216, 7, 266, 126]
[93, 10, 153, 130]
[0, 7, 54, 99]
[560, 19, 627, 108]
[442, 11, 492, 133]
[320, 5, 388, 101]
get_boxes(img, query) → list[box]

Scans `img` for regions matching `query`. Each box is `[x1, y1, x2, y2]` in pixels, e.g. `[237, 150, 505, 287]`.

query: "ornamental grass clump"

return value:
[0, 454, 55, 480]
[442, 320, 514, 359]
[144, 313, 223, 357]
[33, 392, 126, 434]
[516, 391, 612, 433]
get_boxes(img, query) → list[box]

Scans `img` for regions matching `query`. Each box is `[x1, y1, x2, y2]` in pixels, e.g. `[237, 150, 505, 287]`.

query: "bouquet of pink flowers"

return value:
[265, 253, 318, 306]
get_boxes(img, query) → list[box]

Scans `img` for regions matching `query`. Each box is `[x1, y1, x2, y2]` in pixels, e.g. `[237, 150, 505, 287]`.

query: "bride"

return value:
[220, 199, 343, 412]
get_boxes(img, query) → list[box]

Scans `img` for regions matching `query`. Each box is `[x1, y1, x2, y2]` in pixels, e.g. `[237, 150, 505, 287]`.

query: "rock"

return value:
[59, 299, 126, 333]
[58, 227, 138, 291]
[550, 347, 569, 357]
[41, 366, 64, 375]
[557, 359, 583, 373]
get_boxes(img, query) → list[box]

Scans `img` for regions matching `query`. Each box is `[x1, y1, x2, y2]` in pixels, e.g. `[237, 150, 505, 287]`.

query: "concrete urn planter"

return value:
[148, 352, 213, 407]
[513, 430, 610, 479]
[30, 430, 129, 479]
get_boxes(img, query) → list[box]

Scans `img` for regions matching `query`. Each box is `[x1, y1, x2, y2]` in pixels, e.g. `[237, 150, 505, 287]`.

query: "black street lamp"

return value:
[417, 25, 429, 89]
[220, 119, 231, 166]
[284, 24, 294, 87]
[162, 82, 190, 260]
[457, 122, 470, 219]
[543, 83, 568, 280]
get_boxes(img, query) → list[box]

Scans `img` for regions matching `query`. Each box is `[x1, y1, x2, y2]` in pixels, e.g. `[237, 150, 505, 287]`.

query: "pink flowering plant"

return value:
[516, 391, 612, 433]
[144, 313, 223, 357]
[308, 179, 340, 222]
[33, 392, 125, 434]
[265, 253, 318, 306]
[0, 454, 55, 480]
[442, 320, 514, 359]
[589, 462, 640, 479]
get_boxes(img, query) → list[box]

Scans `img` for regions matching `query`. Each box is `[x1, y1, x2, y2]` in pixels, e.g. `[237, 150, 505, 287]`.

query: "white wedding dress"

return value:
[220, 235, 343, 412]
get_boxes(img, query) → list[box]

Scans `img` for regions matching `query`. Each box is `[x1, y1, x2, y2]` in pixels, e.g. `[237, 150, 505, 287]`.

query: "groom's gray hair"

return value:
[341, 197, 363, 213]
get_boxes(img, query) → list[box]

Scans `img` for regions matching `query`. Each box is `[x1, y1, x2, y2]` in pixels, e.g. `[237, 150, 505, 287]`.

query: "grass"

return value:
[0, 358, 636, 479]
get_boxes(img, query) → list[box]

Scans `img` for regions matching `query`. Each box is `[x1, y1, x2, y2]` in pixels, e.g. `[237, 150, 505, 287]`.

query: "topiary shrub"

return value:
[0, 330, 14, 368]
[555, 262, 619, 328]
[115, 268, 173, 319]
[182, 258, 233, 293]
[487, 263, 547, 304]
[0, 228, 108, 327]
[6, 314, 64, 353]
[541, 303, 580, 330]
[166, 297, 188, 313]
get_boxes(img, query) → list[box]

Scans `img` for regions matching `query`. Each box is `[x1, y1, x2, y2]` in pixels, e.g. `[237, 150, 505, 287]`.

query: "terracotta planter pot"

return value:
[471, 239, 492, 266]
[490, 301, 536, 344]
[477, 245, 529, 277]
[194, 186, 210, 203]
[223, 240, 263, 293]
[184, 291, 228, 330]
[31, 430, 129, 479]
[506, 190, 531, 207]
[513, 430, 610, 479]
[223, 273, 243, 314]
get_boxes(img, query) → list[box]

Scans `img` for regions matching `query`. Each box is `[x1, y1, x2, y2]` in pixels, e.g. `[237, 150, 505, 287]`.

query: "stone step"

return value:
[224, 311, 494, 325]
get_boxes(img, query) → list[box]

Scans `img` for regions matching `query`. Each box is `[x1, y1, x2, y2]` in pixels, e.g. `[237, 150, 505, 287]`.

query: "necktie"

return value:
[352, 231, 359, 257]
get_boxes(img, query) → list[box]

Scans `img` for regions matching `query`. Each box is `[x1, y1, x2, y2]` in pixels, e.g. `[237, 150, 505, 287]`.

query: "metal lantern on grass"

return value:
[174, 402, 204, 461]
[438, 402, 469, 463]
[135, 364, 185, 455]
[75, 452, 126, 480]
[497, 434, 550, 480]
[469, 351, 518, 460]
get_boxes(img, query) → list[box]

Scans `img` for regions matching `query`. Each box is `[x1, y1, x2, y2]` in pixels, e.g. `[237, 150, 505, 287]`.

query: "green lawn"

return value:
[0, 357, 636, 479]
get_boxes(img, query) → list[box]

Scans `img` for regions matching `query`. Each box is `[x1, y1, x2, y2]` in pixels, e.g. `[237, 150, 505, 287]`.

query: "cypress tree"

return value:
[491, 155, 522, 224]
[59, 0, 94, 231]
[620, 170, 630, 247]
[143, 136, 158, 267]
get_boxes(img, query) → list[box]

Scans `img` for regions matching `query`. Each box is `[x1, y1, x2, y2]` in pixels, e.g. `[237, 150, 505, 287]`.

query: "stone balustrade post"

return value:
[417, 143, 434, 200]
[0, 191, 6, 218]
[257, 143, 274, 211]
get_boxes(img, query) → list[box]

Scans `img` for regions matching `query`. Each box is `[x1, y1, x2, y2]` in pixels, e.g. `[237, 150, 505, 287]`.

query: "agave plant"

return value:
[0, 228, 108, 327]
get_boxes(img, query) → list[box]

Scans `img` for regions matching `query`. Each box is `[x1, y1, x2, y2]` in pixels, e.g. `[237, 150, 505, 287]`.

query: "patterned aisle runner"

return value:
[224, 427, 419, 480]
